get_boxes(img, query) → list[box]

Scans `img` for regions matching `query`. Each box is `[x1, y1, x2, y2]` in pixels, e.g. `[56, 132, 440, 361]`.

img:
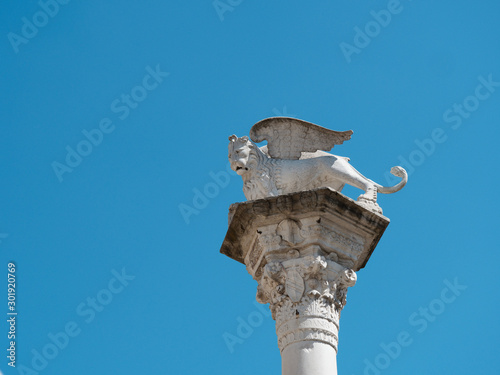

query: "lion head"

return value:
[228, 135, 260, 176]
[228, 135, 276, 200]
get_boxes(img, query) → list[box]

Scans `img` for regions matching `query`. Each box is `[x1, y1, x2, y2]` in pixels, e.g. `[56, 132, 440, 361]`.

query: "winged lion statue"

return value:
[228, 117, 407, 214]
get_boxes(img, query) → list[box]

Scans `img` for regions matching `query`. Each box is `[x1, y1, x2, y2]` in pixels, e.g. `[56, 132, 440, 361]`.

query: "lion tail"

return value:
[375, 166, 408, 194]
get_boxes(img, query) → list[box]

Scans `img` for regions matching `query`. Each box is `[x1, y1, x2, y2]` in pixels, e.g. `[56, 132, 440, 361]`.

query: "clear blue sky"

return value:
[1, 1, 499, 374]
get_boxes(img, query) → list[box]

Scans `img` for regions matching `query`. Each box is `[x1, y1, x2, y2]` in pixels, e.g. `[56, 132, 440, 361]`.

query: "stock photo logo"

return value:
[384, 74, 499, 185]
[15, 268, 135, 375]
[272, 106, 296, 118]
[178, 165, 234, 224]
[7, 0, 71, 54]
[339, 0, 411, 63]
[356, 278, 466, 375]
[213, 0, 243, 22]
[222, 301, 271, 354]
[51, 64, 169, 183]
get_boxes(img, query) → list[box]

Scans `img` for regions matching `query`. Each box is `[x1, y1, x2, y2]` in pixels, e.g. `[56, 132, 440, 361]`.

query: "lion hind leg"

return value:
[326, 159, 383, 214]
[356, 185, 383, 214]
[357, 185, 377, 202]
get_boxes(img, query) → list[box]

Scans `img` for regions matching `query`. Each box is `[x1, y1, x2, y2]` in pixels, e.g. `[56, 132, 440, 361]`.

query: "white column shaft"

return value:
[282, 342, 337, 375]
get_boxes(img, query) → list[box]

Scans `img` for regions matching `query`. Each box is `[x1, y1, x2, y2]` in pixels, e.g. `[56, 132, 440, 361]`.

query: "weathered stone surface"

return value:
[220, 188, 391, 375]
[220, 187, 389, 274]
[222, 118, 405, 375]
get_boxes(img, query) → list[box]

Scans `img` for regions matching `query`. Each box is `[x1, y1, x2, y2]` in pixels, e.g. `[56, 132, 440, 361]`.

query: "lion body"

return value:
[228, 137, 407, 214]
[275, 156, 352, 196]
[230, 139, 376, 200]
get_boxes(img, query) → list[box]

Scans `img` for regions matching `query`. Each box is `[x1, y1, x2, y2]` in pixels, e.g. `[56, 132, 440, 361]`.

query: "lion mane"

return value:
[229, 137, 280, 200]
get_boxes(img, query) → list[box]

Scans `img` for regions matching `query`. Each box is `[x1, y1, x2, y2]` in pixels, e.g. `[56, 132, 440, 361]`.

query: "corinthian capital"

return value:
[221, 188, 390, 363]
[255, 248, 357, 352]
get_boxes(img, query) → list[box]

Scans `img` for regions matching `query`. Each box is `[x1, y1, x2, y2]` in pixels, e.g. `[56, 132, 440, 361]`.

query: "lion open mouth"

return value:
[235, 166, 248, 174]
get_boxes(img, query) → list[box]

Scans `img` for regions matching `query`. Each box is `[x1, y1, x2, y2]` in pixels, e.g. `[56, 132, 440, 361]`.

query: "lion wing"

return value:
[250, 117, 353, 160]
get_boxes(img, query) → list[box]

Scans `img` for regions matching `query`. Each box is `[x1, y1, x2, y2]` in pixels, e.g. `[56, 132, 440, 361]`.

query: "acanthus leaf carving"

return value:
[333, 268, 357, 309]
[255, 249, 357, 352]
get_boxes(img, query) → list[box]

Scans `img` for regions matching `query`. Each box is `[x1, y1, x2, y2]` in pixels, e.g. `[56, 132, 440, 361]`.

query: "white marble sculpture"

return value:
[228, 117, 407, 214]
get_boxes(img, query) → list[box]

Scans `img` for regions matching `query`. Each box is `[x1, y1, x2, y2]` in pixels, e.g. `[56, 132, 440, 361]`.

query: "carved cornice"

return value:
[220, 188, 389, 272]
